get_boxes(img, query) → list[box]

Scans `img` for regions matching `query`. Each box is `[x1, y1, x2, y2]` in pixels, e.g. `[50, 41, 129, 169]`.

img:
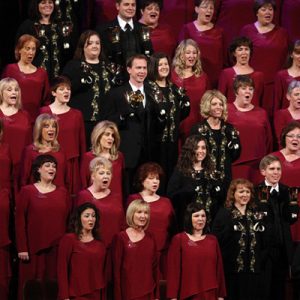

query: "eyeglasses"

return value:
[286, 134, 300, 139]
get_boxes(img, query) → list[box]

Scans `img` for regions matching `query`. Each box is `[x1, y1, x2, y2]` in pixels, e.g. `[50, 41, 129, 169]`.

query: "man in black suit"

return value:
[102, 54, 165, 195]
[96, 0, 153, 84]
[256, 154, 299, 300]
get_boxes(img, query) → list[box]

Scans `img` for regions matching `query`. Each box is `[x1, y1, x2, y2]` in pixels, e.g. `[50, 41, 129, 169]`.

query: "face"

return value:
[234, 184, 251, 207]
[141, 3, 160, 26]
[52, 84, 71, 104]
[38, 0, 54, 17]
[127, 58, 147, 85]
[209, 97, 224, 119]
[196, 1, 214, 25]
[84, 35, 101, 60]
[81, 208, 96, 232]
[41, 121, 57, 143]
[19, 41, 36, 64]
[236, 84, 254, 106]
[133, 207, 149, 228]
[287, 87, 300, 110]
[92, 166, 112, 189]
[191, 209, 206, 232]
[195, 140, 207, 162]
[182, 45, 198, 68]
[2, 83, 19, 107]
[234, 45, 251, 65]
[157, 57, 170, 79]
[285, 128, 300, 152]
[261, 161, 282, 186]
[38, 161, 56, 182]
[142, 173, 160, 193]
[99, 128, 115, 150]
[256, 4, 274, 25]
[291, 47, 300, 68]
[116, 0, 136, 21]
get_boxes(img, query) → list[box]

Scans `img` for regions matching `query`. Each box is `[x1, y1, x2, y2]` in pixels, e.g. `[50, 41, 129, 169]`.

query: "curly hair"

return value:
[229, 36, 253, 65]
[225, 178, 255, 209]
[172, 39, 202, 78]
[177, 135, 215, 177]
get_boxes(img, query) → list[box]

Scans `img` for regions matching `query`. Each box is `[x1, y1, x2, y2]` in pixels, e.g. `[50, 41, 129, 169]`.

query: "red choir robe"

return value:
[0, 143, 12, 190]
[281, 0, 300, 42]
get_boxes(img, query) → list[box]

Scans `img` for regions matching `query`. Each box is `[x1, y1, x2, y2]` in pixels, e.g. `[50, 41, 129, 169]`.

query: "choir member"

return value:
[1, 34, 50, 123]
[212, 178, 268, 300]
[15, 154, 69, 300]
[167, 135, 222, 229]
[255, 155, 299, 300]
[148, 52, 190, 183]
[272, 121, 300, 242]
[281, 0, 300, 43]
[112, 199, 159, 300]
[179, 0, 225, 88]
[77, 156, 125, 249]
[19, 113, 68, 191]
[227, 75, 272, 183]
[0, 78, 31, 189]
[240, 0, 288, 117]
[171, 39, 210, 142]
[274, 80, 300, 149]
[127, 162, 175, 278]
[80, 120, 125, 198]
[40, 75, 86, 198]
[57, 202, 107, 300]
[139, 0, 177, 59]
[274, 40, 300, 111]
[62, 30, 115, 146]
[190, 90, 241, 192]
[218, 36, 264, 106]
[167, 202, 226, 300]
[16, 0, 75, 80]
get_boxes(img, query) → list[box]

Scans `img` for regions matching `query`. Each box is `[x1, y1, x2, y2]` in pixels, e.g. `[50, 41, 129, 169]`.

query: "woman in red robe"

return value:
[1, 34, 50, 123]
[15, 154, 70, 300]
[281, 0, 300, 43]
[167, 202, 226, 300]
[0, 77, 31, 190]
[274, 80, 300, 148]
[274, 40, 300, 111]
[179, 0, 225, 88]
[57, 202, 107, 300]
[40, 76, 86, 198]
[112, 199, 159, 300]
[240, 0, 288, 117]
[80, 120, 124, 199]
[227, 75, 272, 184]
[19, 113, 68, 192]
[127, 162, 175, 279]
[171, 39, 210, 142]
[218, 36, 264, 106]
[271, 121, 300, 242]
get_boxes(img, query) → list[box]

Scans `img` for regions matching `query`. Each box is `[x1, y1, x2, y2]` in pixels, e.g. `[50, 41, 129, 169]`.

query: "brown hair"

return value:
[15, 34, 40, 61]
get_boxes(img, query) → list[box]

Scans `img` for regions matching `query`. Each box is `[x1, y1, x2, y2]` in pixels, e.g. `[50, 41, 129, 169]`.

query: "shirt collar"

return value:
[117, 16, 134, 31]
[265, 180, 279, 193]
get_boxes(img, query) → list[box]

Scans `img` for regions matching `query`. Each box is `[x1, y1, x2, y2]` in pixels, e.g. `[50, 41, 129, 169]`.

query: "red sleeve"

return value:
[218, 70, 229, 96]
[215, 238, 226, 297]
[263, 110, 273, 153]
[273, 72, 286, 111]
[19, 146, 33, 191]
[42, 71, 51, 106]
[167, 234, 182, 299]
[273, 110, 286, 149]
[80, 153, 91, 189]
[57, 234, 74, 300]
[112, 234, 124, 300]
[78, 112, 86, 158]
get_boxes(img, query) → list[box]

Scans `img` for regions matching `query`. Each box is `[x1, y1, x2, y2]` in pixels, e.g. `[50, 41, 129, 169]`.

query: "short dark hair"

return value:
[194, 0, 215, 7]
[134, 162, 164, 192]
[233, 75, 255, 94]
[28, 0, 58, 22]
[50, 76, 71, 99]
[139, 0, 162, 10]
[184, 202, 208, 234]
[69, 202, 100, 240]
[31, 154, 57, 182]
[229, 36, 253, 64]
[126, 54, 148, 68]
[280, 121, 300, 148]
[286, 40, 300, 68]
[148, 52, 171, 81]
[253, 0, 276, 15]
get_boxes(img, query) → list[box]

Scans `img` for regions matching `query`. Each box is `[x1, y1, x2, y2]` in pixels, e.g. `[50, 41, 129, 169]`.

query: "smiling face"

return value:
[84, 34, 101, 60]
[81, 208, 96, 233]
[100, 128, 115, 151]
[38, 0, 54, 18]
[196, 0, 214, 25]
[234, 184, 251, 208]
[182, 44, 198, 68]
[116, 0, 136, 21]
[234, 45, 251, 65]
[1, 82, 20, 107]
[209, 97, 224, 119]
[287, 87, 300, 110]
[235, 84, 254, 107]
[133, 207, 149, 228]
[19, 40, 37, 64]
[195, 140, 207, 163]
[261, 161, 282, 186]
[127, 58, 147, 85]
[41, 120, 57, 143]
[191, 209, 206, 232]
[256, 4, 274, 25]
[52, 84, 71, 104]
[92, 166, 112, 189]
[142, 173, 160, 194]
[157, 57, 170, 80]
[38, 161, 56, 182]
[285, 128, 300, 153]
[140, 2, 160, 27]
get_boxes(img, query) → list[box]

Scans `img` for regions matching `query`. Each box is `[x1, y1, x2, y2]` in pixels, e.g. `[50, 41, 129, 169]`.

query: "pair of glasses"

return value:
[286, 134, 300, 139]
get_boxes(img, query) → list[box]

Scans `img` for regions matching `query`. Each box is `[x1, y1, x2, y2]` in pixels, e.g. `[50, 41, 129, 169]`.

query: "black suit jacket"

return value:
[102, 81, 164, 169]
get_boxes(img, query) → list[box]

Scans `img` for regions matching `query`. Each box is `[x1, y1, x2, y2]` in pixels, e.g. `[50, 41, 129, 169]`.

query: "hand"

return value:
[18, 252, 29, 261]
[218, 298, 224, 300]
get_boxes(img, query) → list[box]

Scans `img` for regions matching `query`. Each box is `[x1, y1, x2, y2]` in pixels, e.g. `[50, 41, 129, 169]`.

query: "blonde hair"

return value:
[0, 77, 22, 109]
[200, 89, 228, 120]
[172, 39, 202, 78]
[90, 121, 120, 160]
[33, 113, 60, 151]
[89, 156, 112, 174]
[126, 199, 150, 230]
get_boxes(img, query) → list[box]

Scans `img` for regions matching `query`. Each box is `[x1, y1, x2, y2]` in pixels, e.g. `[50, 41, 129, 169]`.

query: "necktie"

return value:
[271, 189, 278, 197]
[125, 23, 131, 32]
